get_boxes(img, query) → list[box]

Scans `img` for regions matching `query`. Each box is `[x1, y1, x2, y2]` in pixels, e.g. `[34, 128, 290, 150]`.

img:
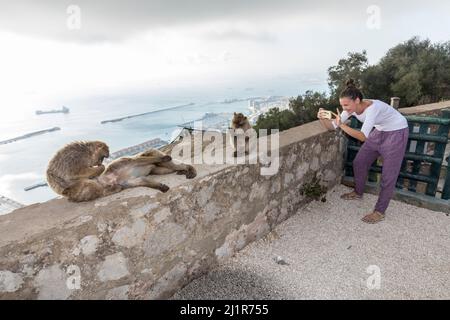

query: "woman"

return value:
[317, 79, 409, 224]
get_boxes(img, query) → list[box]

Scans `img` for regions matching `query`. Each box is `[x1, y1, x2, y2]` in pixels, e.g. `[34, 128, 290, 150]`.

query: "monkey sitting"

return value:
[230, 112, 252, 157]
[47, 141, 110, 198]
[47, 142, 197, 202]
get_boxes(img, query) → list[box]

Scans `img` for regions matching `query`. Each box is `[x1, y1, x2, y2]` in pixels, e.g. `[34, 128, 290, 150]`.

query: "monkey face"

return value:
[232, 113, 248, 127]
[92, 141, 110, 165]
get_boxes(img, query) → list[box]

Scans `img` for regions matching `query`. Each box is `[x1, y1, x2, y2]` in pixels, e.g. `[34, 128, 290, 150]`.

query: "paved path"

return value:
[173, 185, 450, 300]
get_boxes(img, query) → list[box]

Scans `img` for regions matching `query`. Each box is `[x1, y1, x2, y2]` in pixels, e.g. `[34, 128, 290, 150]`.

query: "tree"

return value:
[254, 107, 297, 134]
[327, 51, 369, 104]
[290, 90, 330, 123]
[367, 37, 450, 106]
[254, 91, 330, 134]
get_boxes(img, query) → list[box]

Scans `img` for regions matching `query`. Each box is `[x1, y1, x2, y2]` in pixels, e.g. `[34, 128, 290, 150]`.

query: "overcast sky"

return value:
[0, 0, 449, 102]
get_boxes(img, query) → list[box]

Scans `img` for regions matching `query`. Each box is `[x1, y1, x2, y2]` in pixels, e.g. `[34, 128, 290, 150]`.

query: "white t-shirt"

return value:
[332, 99, 408, 138]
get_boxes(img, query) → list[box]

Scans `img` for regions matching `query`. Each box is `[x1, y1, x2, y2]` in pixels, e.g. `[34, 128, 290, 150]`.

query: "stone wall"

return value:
[0, 121, 345, 299]
[399, 100, 450, 116]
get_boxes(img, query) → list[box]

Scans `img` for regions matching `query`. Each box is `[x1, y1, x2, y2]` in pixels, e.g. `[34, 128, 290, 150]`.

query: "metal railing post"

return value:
[391, 97, 400, 109]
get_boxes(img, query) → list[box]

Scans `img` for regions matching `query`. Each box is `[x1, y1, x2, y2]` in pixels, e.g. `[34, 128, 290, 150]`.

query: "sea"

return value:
[0, 76, 327, 210]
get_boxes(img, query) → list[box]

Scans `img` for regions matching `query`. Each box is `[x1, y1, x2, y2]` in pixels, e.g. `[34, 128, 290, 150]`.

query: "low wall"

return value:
[0, 121, 345, 299]
[399, 100, 450, 116]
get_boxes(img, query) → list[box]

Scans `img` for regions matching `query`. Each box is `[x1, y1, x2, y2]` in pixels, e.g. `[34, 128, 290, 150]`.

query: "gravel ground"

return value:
[172, 185, 450, 300]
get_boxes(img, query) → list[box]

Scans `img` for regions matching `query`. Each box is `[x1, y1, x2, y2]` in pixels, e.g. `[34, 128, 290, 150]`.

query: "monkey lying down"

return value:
[46, 141, 196, 202]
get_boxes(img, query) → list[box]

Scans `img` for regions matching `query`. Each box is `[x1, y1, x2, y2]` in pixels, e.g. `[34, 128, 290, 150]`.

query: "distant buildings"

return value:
[247, 96, 291, 124]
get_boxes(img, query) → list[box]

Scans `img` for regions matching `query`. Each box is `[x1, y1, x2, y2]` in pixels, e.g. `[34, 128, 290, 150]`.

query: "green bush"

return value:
[254, 90, 329, 134]
[300, 176, 328, 202]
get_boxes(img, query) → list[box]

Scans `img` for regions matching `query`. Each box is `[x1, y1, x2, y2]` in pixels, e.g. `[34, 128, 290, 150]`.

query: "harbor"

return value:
[178, 112, 234, 133]
[179, 96, 291, 132]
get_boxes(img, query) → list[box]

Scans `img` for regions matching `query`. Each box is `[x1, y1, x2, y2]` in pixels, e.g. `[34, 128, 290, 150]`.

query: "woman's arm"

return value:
[318, 118, 336, 131]
[339, 123, 366, 142]
[334, 108, 366, 142]
[317, 108, 337, 131]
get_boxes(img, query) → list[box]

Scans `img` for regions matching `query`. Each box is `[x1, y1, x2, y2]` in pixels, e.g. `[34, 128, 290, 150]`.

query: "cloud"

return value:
[203, 29, 277, 43]
[0, 0, 341, 43]
[183, 51, 234, 65]
[0, 0, 448, 97]
[1, 0, 445, 45]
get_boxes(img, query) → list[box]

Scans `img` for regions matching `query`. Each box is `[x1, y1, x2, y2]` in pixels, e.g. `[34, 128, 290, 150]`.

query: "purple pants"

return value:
[353, 127, 409, 213]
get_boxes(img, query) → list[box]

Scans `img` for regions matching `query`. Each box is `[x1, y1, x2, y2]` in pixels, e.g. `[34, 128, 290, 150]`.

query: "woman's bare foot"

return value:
[340, 191, 362, 200]
[361, 211, 385, 224]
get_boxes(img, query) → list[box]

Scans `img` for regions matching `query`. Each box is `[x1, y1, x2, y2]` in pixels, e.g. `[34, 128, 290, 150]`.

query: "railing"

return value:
[343, 105, 450, 209]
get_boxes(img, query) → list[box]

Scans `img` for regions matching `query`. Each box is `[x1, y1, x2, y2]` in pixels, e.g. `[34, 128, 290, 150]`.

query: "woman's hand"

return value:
[317, 108, 333, 120]
[334, 108, 341, 127]
[317, 108, 325, 120]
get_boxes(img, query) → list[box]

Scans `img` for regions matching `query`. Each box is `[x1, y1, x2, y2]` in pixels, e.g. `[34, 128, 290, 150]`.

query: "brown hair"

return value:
[339, 79, 363, 101]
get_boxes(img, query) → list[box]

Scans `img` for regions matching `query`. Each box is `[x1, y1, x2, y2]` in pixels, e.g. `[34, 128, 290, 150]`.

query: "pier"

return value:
[24, 182, 49, 191]
[0, 127, 61, 145]
[100, 103, 195, 124]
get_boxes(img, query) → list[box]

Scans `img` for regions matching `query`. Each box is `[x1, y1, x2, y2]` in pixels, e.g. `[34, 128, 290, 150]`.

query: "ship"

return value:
[36, 106, 70, 115]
